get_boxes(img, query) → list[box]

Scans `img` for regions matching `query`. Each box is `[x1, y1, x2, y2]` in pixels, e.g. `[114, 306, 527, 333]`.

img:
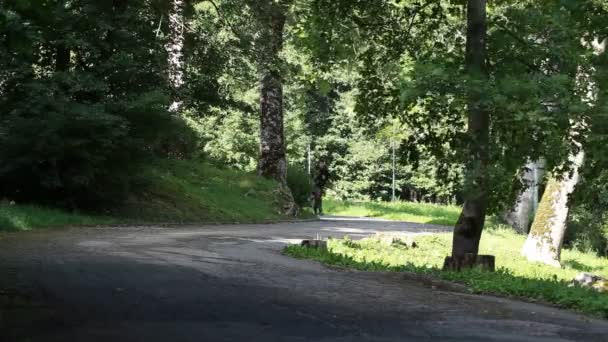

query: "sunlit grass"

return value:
[1, 159, 303, 232]
[0, 204, 114, 232]
[324, 199, 461, 225]
[285, 227, 608, 317]
[120, 159, 287, 223]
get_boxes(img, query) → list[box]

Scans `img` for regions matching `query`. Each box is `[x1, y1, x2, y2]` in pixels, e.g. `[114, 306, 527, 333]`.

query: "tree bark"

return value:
[503, 160, 545, 233]
[166, 0, 186, 113]
[55, 46, 70, 72]
[521, 151, 584, 267]
[255, 1, 288, 185]
[521, 38, 604, 267]
[447, 0, 489, 263]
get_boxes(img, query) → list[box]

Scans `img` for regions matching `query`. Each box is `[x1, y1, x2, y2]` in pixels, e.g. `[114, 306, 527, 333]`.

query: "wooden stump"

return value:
[442, 254, 495, 272]
[300, 240, 327, 250]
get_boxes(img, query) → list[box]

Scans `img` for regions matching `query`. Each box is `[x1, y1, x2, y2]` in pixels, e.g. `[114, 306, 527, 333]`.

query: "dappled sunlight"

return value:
[285, 229, 608, 318]
[237, 237, 302, 245]
[320, 216, 397, 222]
[323, 199, 460, 226]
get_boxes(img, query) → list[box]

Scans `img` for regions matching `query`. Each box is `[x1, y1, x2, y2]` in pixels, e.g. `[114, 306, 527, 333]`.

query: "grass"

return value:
[286, 200, 608, 318]
[116, 159, 287, 223]
[0, 205, 115, 232]
[324, 199, 460, 226]
[0, 159, 300, 232]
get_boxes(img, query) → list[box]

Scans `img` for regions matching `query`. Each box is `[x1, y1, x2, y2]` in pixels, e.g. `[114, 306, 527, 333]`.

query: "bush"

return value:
[566, 207, 608, 256]
[0, 77, 199, 209]
[287, 166, 313, 207]
[567, 169, 608, 256]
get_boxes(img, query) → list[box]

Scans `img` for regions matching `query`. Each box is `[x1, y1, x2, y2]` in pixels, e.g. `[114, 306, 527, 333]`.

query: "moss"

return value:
[528, 178, 561, 249]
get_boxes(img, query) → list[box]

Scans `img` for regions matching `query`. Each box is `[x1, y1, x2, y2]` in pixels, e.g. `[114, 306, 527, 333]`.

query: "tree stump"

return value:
[300, 240, 327, 250]
[442, 254, 495, 272]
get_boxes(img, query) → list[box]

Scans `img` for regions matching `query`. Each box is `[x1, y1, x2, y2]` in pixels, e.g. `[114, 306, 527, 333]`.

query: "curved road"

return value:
[0, 217, 606, 341]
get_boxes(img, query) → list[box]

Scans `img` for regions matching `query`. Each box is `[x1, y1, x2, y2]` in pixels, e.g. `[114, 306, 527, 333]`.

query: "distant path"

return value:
[0, 217, 606, 341]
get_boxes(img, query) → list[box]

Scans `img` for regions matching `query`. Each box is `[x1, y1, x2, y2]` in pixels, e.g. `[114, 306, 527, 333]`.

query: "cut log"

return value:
[300, 240, 327, 250]
[442, 254, 495, 272]
[374, 232, 418, 248]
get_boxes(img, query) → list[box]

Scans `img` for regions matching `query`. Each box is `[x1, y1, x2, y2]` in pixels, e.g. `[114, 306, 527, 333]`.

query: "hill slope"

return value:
[0, 160, 292, 232]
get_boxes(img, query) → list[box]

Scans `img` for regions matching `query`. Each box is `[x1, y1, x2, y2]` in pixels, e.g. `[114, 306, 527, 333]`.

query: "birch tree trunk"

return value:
[166, 0, 186, 113]
[521, 151, 584, 266]
[522, 38, 604, 266]
[503, 160, 544, 233]
[444, 0, 490, 269]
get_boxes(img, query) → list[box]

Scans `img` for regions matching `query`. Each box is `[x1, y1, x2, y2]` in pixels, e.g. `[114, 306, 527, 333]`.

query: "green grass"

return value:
[324, 199, 461, 225]
[0, 159, 300, 232]
[117, 159, 287, 223]
[0, 204, 115, 232]
[285, 227, 608, 318]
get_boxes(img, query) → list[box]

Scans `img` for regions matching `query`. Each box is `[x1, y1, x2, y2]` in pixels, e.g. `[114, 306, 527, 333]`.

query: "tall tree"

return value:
[166, 0, 186, 113]
[444, 0, 489, 268]
[251, 0, 289, 184]
[245, 0, 296, 214]
[250, 0, 288, 183]
[521, 151, 584, 266]
[522, 38, 606, 266]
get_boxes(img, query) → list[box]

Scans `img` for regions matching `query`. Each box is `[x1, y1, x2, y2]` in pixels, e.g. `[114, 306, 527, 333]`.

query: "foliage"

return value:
[285, 227, 608, 318]
[567, 207, 608, 256]
[0, 0, 200, 208]
[324, 199, 460, 226]
[568, 169, 608, 256]
[1, 0, 607, 236]
[286, 166, 313, 207]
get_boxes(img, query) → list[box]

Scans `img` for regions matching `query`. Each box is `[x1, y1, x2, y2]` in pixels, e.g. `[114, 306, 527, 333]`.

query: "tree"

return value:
[166, 0, 187, 113]
[443, 0, 490, 269]
[0, 0, 195, 208]
[523, 37, 607, 266]
[246, 0, 289, 183]
[522, 152, 584, 266]
[503, 160, 545, 234]
[245, 0, 297, 214]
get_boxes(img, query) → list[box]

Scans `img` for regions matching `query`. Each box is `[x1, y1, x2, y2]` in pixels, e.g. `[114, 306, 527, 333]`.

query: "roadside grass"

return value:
[324, 199, 460, 226]
[1, 159, 300, 232]
[0, 204, 115, 232]
[117, 159, 287, 223]
[285, 202, 608, 317]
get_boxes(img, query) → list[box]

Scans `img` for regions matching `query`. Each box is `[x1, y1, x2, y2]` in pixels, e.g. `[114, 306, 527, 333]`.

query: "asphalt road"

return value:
[0, 217, 606, 341]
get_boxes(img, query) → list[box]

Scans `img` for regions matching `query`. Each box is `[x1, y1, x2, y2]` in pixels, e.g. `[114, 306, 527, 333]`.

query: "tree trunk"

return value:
[255, 1, 288, 185]
[521, 151, 584, 267]
[249, 0, 296, 215]
[522, 39, 604, 267]
[503, 160, 545, 233]
[55, 46, 70, 72]
[446, 0, 490, 267]
[166, 0, 186, 113]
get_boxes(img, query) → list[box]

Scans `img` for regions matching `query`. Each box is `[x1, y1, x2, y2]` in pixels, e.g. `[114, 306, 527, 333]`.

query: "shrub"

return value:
[287, 166, 313, 207]
[0, 77, 199, 209]
[566, 207, 608, 256]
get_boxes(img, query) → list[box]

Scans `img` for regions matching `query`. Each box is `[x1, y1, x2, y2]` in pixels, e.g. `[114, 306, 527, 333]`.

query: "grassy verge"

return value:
[0, 159, 303, 232]
[285, 228, 608, 318]
[116, 159, 287, 223]
[0, 205, 115, 232]
[324, 199, 460, 226]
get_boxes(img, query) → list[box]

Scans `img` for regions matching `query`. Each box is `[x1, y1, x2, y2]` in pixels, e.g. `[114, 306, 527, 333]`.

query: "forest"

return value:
[4, 1, 608, 338]
[2, 0, 608, 280]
